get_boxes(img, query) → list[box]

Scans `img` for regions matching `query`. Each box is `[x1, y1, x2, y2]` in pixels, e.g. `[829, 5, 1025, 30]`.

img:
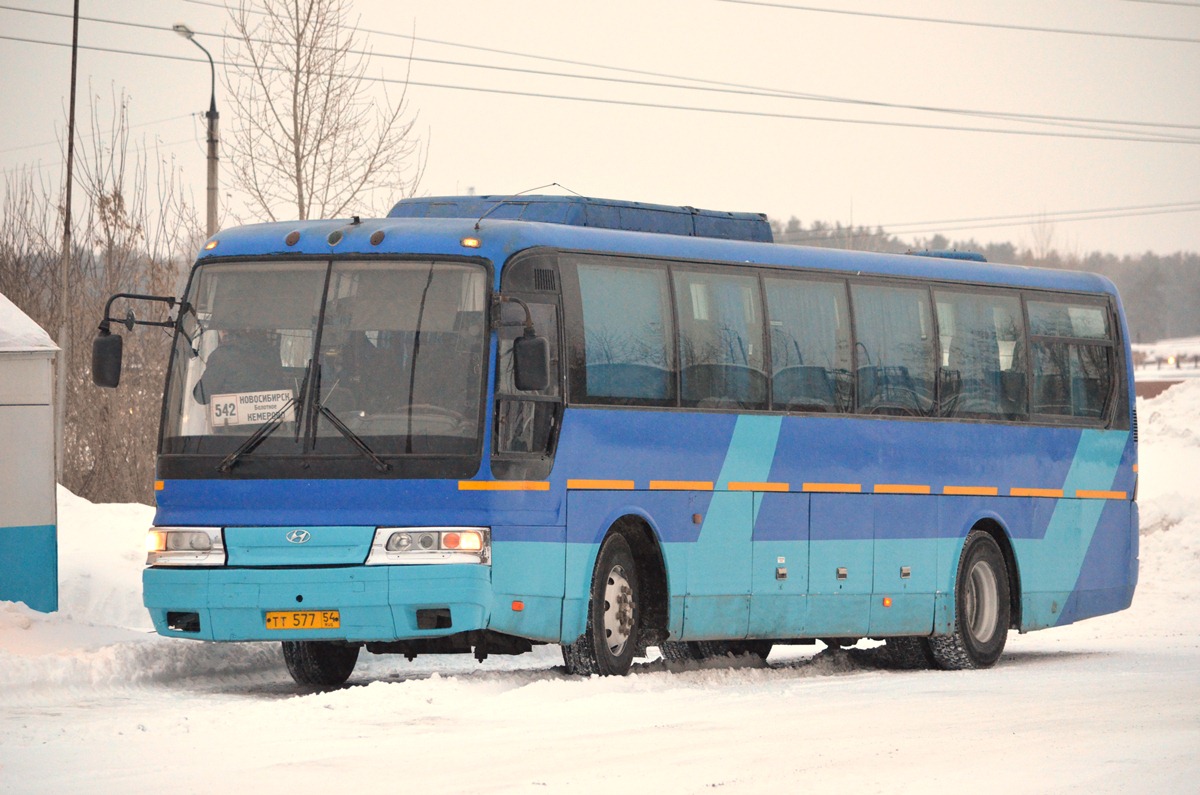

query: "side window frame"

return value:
[1023, 291, 1120, 428]
[761, 270, 853, 414]
[560, 253, 678, 408]
[932, 286, 1029, 422]
[492, 250, 565, 479]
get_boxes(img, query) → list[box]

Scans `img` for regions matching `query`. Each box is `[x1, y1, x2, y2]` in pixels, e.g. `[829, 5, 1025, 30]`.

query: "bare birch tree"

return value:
[223, 0, 425, 221]
[0, 89, 200, 504]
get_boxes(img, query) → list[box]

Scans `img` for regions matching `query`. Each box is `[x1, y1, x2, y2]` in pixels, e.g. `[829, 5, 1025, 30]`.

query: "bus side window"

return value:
[574, 261, 676, 405]
[673, 269, 767, 411]
[495, 302, 561, 457]
[1028, 300, 1114, 421]
[763, 275, 851, 413]
[851, 283, 936, 416]
[934, 291, 1027, 421]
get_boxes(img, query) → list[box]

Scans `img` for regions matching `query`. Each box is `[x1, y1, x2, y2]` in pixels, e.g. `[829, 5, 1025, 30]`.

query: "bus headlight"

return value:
[146, 527, 226, 566]
[366, 527, 490, 565]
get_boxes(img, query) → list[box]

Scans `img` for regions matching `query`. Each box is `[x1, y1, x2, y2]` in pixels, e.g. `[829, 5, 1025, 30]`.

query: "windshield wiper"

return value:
[216, 396, 298, 473]
[314, 402, 392, 473]
[216, 358, 313, 473]
[299, 360, 391, 472]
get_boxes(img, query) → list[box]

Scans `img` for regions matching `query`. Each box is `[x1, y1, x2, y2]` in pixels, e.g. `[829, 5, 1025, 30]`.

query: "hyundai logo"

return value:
[285, 529, 311, 544]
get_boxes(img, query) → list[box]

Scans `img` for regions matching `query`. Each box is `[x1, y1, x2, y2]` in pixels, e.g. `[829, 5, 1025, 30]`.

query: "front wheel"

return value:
[562, 534, 640, 676]
[929, 530, 1011, 670]
[281, 640, 360, 686]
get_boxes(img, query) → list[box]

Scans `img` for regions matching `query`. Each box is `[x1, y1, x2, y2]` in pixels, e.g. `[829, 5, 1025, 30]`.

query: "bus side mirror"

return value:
[513, 332, 550, 392]
[92, 330, 124, 388]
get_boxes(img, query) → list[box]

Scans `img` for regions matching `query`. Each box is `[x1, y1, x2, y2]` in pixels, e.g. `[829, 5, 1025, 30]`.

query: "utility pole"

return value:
[56, 0, 80, 481]
[173, 24, 219, 236]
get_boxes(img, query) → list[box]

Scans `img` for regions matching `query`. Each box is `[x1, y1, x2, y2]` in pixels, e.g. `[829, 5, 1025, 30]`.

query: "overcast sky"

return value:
[2, 0, 1198, 257]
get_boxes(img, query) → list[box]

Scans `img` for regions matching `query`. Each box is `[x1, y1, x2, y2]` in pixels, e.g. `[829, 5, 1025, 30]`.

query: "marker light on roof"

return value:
[460, 236, 481, 249]
[204, 239, 219, 251]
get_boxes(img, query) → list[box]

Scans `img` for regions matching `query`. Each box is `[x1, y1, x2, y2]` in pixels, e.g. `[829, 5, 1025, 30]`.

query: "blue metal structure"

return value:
[125, 196, 1135, 683]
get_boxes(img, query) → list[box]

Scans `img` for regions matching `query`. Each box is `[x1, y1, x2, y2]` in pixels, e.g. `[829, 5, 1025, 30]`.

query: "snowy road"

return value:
[3, 384, 1199, 793]
[2, 592, 1198, 794]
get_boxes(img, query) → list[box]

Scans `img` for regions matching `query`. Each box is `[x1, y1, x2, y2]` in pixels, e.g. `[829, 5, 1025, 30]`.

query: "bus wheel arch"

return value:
[929, 525, 1012, 670]
[610, 515, 669, 649]
[561, 515, 669, 676]
[971, 516, 1022, 630]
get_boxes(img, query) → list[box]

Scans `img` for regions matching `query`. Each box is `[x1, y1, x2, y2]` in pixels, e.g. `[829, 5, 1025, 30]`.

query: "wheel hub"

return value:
[602, 564, 634, 655]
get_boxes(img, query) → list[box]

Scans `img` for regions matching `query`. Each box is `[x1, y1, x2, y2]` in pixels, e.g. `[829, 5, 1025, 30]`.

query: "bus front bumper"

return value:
[143, 565, 492, 642]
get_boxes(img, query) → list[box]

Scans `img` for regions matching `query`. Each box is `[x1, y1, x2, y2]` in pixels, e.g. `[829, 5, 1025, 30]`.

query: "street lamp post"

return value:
[173, 24, 219, 237]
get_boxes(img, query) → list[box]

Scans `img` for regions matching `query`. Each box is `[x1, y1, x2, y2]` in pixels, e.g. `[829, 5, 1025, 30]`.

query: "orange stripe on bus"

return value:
[943, 485, 1000, 496]
[457, 481, 550, 491]
[726, 481, 790, 492]
[649, 480, 714, 491]
[1076, 489, 1128, 500]
[567, 479, 635, 490]
[1009, 487, 1064, 498]
[873, 484, 931, 495]
[802, 482, 862, 493]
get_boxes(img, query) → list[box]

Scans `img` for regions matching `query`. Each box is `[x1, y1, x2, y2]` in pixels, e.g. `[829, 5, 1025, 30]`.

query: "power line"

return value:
[9, 4, 1200, 139]
[1121, 0, 1200, 7]
[783, 201, 1200, 242]
[6, 4, 1198, 142]
[0, 113, 194, 155]
[717, 0, 1200, 44]
[883, 201, 1200, 235]
[3, 32, 1198, 146]
[2, 5, 1200, 146]
[879, 199, 1200, 232]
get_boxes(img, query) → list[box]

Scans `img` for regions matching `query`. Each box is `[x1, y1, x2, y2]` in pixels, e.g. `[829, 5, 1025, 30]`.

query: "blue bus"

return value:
[93, 195, 1137, 685]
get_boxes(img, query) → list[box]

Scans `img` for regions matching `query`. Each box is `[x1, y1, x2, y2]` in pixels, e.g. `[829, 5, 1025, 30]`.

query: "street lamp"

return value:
[173, 23, 219, 237]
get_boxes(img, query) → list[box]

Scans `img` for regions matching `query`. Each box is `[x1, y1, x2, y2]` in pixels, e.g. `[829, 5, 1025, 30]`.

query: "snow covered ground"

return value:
[2, 384, 1199, 793]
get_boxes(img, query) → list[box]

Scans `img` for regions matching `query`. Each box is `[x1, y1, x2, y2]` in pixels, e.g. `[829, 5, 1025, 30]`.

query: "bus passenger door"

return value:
[748, 492, 809, 638]
[683, 491, 753, 639]
[806, 494, 873, 636]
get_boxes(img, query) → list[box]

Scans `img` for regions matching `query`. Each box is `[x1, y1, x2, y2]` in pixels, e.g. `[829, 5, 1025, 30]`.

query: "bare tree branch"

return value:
[223, 0, 425, 221]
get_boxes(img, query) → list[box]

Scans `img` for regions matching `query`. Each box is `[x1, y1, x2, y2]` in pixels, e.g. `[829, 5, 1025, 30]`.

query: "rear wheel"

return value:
[562, 534, 640, 676]
[281, 640, 360, 686]
[881, 636, 935, 669]
[929, 530, 1010, 670]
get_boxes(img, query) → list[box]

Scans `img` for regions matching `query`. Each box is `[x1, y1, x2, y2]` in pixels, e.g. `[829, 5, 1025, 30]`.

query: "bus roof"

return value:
[198, 209, 1117, 298]
[387, 195, 773, 243]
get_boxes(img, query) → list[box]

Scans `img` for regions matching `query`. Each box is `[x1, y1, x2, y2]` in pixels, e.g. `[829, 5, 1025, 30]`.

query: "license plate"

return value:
[265, 610, 341, 630]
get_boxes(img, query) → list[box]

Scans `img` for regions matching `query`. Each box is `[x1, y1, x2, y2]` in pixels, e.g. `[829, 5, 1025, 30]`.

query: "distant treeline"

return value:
[770, 217, 1200, 345]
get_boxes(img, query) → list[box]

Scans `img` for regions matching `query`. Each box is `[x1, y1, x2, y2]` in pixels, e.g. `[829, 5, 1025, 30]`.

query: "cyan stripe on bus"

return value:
[682, 415, 783, 638]
[1016, 429, 1132, 629]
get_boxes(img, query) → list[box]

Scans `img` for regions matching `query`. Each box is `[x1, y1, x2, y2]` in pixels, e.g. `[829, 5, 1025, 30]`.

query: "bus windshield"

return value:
[161, 259, 489, 472]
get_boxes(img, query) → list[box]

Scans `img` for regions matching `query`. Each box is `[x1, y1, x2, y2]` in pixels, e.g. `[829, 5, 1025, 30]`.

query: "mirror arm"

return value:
[99, 293, 185, 333]
[492, 294, 536, 335]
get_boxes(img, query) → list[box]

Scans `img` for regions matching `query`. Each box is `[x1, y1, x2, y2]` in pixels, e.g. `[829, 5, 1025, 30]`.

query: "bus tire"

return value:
[929, 530, 1010, 670]
[281, 640, 360, 686]
[562, 534, 639, 676]
[882, 636, 935, 669]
